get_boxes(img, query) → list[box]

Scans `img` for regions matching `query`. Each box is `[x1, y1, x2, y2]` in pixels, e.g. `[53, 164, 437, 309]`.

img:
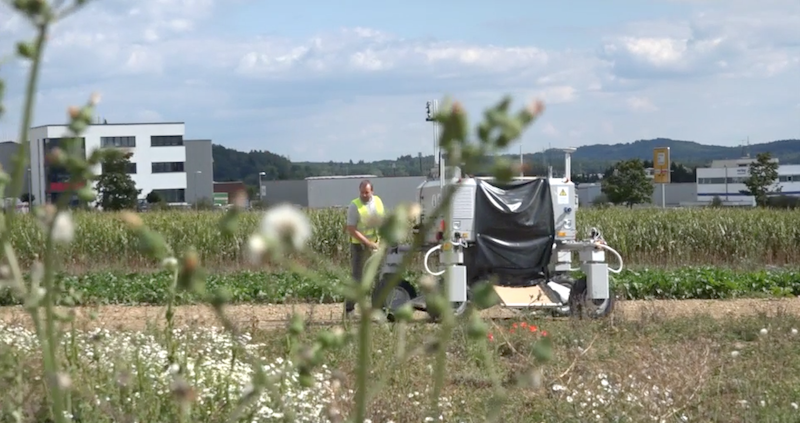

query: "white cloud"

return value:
[600, 2, 800, 80]
[627, 96, 658, 113]
[0, 0, 797, 162]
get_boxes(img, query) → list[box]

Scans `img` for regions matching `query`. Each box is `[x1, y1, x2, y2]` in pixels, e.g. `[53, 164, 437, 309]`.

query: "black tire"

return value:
[371, 277, 418, 322]
[568, 276, 615, 319]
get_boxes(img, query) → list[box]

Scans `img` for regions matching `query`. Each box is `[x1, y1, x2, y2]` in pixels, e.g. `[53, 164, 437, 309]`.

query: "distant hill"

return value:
[534, 138, 800, 175]
[568, 137, 800, 165]
[211, 138, 800, 184]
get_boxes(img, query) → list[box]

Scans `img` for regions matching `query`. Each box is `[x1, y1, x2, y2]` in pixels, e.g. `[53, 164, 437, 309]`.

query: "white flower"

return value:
[245, 234, 267, 264]
[161, 257, 178, 272]
[52, 211, 74, 243]
[759, 328, 768, 336]
[731, 350, 740, 358]
[259, 203, 312, 251]
[791, 328, 797, 336]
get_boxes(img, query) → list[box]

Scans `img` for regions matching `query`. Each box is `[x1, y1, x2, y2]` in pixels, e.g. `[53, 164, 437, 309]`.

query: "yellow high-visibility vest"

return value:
[350, 195, 385, 244]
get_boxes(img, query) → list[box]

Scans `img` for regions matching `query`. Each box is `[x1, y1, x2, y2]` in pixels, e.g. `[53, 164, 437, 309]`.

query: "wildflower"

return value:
[120, 211, 143, 230]
[791, 328, 797, 336]
[259, 203, 312, 252]
[407, 202, 422, 220]
[161, 257, 178, 272]
[52, 211, 74, 243]
[52, 372, 72, 390]
[541, 330, 548, 336]
[245, 234, 267, 264]
[487, 333, 494, 342]
[528, 99, 545, 117]
[759, 328, 768, 336]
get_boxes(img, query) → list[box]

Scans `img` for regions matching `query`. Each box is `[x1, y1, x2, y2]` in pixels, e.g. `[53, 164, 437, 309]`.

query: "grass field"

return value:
[2, 303, 799, 422]
[4, 206, 800, 422]
[7, 207, 800, 272]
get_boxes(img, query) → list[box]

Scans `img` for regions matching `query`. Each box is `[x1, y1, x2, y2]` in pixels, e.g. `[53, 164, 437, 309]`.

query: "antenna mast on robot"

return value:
[425, 100, 444, 193]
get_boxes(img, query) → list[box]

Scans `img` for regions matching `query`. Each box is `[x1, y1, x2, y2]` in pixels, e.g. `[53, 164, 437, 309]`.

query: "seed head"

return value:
[528, 100, 545, 117]
[259, 203, 312, 252]
[55, 211, 75, 242]
[120, 211, 143, 230]
[245, 234, 267, 264]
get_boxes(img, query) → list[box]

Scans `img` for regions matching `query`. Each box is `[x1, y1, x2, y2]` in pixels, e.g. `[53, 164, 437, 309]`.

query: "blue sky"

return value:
[1, 0, 798, 162]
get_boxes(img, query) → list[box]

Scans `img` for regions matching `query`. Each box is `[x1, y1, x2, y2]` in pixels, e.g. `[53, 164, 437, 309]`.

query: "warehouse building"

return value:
[260, 175, 427, 210]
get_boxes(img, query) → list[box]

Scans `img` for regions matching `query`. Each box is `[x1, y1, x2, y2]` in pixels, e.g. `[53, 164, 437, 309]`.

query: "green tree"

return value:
[96, 150, 140, 211]
[741, 152, 780, 207]
[600, 159, 654, 208]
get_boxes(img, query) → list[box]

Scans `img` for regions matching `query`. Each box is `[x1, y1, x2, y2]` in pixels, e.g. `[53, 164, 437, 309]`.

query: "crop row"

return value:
[6, 207, 800, 271]
[0, 266, 797, 307]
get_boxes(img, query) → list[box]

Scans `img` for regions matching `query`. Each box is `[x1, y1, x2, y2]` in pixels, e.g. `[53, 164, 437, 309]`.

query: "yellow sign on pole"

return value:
[652, 147, 671, 184]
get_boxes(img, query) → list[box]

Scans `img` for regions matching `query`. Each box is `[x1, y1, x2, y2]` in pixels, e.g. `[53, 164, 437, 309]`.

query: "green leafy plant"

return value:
[0, 267, 797, 308]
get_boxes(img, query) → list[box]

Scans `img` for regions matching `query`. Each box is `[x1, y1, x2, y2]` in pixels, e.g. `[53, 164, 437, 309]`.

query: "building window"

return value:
[102, 162, 137, 174]
[151, 188, 185, 203]
[100, 136, 136, 148]
[151, 135, 183, 147]
[698, 177, 750, 184]
[152, 161, 185, 173]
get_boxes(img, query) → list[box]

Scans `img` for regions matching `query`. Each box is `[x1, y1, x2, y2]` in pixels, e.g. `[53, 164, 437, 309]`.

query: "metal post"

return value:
[195, 171, 201, 208]
[258, 171, 266, 203]
[661, 183, 666, 208]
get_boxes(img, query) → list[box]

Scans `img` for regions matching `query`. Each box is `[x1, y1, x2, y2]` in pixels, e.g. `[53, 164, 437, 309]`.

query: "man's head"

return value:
[359, 179, 373, 203]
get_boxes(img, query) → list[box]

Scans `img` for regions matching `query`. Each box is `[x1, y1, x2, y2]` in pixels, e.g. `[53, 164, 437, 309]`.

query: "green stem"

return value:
[9, 21, 68, 423]
[166, 267, 178, 363]
[354, 244, 386, 422]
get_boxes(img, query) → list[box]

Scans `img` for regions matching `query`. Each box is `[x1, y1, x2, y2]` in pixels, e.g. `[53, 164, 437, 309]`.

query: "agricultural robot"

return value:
[371, 147, 623, 320]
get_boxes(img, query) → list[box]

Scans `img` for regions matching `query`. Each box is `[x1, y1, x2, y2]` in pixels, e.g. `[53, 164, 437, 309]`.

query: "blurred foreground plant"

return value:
[0, 1, 551, 422]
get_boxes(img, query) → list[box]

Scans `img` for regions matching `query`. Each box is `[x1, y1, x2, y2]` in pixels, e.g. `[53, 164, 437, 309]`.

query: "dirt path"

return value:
[2, 298, 799, 331]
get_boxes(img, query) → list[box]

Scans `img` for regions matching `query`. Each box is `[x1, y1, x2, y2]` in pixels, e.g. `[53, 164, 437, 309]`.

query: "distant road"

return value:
[2, 298, 799, 331]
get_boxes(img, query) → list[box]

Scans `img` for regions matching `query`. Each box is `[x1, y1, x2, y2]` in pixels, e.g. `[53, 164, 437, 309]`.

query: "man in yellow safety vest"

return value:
[344, 179, 385, 314]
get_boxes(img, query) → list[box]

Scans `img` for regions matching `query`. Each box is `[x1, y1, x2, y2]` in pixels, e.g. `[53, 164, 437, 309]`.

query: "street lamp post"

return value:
[195, 170, 201, 209]
[258, 171, 266, 203]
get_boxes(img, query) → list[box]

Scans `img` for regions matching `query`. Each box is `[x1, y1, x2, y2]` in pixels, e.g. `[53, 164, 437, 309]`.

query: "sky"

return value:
[0, 0, 798, 162]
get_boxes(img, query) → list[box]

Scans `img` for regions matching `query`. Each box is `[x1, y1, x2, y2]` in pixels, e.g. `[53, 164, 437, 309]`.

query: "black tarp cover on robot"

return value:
[471, 178, 555, 280]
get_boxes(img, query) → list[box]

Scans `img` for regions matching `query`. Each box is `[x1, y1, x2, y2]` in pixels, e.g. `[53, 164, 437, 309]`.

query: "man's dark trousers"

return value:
[347, 243, 370, 313]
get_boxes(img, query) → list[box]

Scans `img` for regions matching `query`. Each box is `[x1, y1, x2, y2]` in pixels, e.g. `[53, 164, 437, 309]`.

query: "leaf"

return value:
[530, 336, 553, 363]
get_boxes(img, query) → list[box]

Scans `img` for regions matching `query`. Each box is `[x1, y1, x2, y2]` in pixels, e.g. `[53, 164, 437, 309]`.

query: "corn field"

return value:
[6, 207, 800, 271]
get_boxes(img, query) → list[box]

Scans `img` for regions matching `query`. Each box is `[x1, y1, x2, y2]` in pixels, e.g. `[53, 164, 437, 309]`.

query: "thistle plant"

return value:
[0, 1, 551, 422]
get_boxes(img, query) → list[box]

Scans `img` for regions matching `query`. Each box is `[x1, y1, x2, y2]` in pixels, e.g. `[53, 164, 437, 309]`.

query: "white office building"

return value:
[28, 122, 211, 206]
[696, 158, 800, 205]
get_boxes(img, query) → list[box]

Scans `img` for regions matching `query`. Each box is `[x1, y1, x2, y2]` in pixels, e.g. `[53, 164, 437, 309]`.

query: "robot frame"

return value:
[370, 147, 624, 321]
